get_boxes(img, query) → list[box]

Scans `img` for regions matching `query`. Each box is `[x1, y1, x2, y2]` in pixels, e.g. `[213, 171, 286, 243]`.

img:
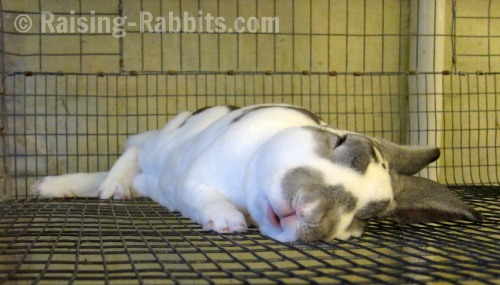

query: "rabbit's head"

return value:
[248, 126, 482, 242]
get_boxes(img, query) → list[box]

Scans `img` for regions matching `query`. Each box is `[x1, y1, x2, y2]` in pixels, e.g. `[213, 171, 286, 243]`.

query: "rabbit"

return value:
[33, 104, 482, 242]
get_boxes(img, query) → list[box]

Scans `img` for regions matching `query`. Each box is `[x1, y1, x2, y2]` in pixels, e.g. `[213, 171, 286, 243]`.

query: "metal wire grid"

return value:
[1, 72, 411, 198]
[1, 0, 498, 74]
[1, 0, 499, 197]
[0, 0, 412, 74]
[2, 71, 499, 198]
[452, 0, 500, 73]
[0, 1, 498, 284]
[0, 186, 498, 284]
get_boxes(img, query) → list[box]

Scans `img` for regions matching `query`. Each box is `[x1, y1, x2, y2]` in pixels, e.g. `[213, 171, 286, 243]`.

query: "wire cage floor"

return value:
[0, 186, 498, 285]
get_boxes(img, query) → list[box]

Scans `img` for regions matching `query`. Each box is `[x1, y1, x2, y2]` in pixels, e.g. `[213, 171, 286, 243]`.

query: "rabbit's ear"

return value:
[386, 173, 482, 223]
[373, 138, 441, 175]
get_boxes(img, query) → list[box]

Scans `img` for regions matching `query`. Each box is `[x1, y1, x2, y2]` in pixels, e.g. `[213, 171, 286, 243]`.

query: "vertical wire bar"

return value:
[292, 0, 295, 72]
[483, 74, 490, 185]
[198, 0, 202, 72]
[13, 75, 20, 198]
[0, 2, 6, 197]
[327, 0, 331, 120]
[451, 0, 457, 73]
[466, 74, 472, 184]
[132, 75, 137, 135]
[125, 74, 130, 146]
[183, 74, 189, 110]
[236, 0, 240, 71]
[256, 0, 259, 72]
[204, 73, 208, 108]
[217, 0, 221, 71]
[119, 0, 125, 73]
[398, 0, 403, 72]
[443, 72, 449, 185]
[363, 0, 366, 72]
[115, 76, 120, 159]
[474, 74, 479, 184]
[345, 0, 349, 73]
[457, 74, 464, 184]
[38, 0, 42, 71]
[175, 74, 181, 115]
[252, 74, 256, 105]
[65, 75, 70, 177]
[179, 0, 183, 72]
[31, 75, 37, 196]
[193, 74, 198, 110]
[494, 74, 499, 184]
[146, 74, 149, 132]
[76, 75, 80, 173]
[388, 74, 394, 141]
[106, 75, 111, 169]
[42, 75, 48, 195]
[233, 72, 237, 104]
[487, 0, 492, 72]
[95, 75, 100, 171]
[309, 0, 313, 75]
[381, 0, 385, 73]
[55, 75, 59, 177]
[155, 74, 160, 130]
[273, 0, 277, 72]
[308, 0, 313, 110]
[140, 0, 145, 72]
[433, 0, 442, 180]
[345, 0, 350, 132]
[79, 1, 83, 72]
[398, 74, 405, 144]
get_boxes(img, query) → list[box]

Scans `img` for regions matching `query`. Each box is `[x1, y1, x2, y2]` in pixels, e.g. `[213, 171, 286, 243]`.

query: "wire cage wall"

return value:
[0, 0, 499, 284]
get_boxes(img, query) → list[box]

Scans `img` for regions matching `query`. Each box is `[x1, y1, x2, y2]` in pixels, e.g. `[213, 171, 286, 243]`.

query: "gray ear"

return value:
[373, 138, 441, 175]
[386, 173, 482, 224]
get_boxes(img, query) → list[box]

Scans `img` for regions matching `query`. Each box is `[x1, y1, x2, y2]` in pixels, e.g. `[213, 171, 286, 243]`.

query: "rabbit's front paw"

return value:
[201, 206, 248, 233]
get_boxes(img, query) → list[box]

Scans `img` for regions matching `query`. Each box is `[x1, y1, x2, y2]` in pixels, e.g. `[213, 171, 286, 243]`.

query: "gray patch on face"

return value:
[281, 167, 324, 202]
[305, 127, 381, 174]
[346, 218, 366, 234]
[303, 126, 342, 159]
[231, 105, 323, 124]
[281, 167, 358, 241]
[355, 200, 391, 220]
[333, 138, 373, 173]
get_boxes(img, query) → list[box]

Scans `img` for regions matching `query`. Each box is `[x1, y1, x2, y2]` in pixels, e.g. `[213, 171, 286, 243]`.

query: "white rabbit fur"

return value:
[33, 104, 482, 242]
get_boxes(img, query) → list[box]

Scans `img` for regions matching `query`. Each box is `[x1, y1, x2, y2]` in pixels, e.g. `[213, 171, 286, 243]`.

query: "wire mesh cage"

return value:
[0, 0, 499, 284]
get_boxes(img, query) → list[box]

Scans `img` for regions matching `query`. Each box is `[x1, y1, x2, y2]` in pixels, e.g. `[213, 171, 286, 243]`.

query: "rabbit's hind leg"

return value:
[99, 146, 141, 200]
[33, 172, 108, 198]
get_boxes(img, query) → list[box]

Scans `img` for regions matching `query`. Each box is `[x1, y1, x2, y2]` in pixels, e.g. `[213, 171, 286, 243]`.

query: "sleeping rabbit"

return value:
[33, 104, 482, 242]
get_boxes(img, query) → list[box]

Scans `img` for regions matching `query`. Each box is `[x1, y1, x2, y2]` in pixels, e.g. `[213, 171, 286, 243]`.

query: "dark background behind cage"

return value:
[0, 0, 499, 284]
